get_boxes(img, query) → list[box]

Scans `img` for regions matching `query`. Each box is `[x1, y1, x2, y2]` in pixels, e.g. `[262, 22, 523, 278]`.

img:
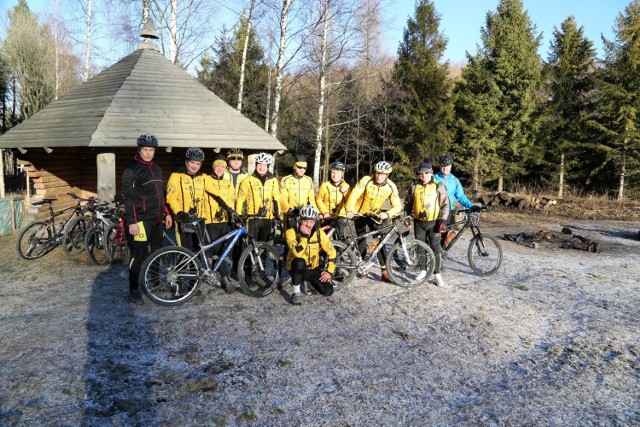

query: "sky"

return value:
[0, 0, 631, 64]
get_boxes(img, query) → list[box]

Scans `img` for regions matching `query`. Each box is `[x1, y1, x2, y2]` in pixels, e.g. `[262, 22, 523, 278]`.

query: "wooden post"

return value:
[97, 153, 116, 203]
[0, 149, 5, 199]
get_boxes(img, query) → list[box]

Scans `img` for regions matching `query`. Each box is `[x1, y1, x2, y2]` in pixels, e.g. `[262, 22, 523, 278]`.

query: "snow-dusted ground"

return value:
[1, 211, 639, 426]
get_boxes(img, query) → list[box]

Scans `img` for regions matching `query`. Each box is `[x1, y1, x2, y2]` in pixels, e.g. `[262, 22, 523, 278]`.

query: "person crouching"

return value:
[285, 205, 335, 305]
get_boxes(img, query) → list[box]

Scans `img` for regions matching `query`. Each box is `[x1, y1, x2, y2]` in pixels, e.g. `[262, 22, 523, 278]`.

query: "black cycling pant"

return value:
[354, 216, 386, 267]
[414, 219, 442, 274]
[205, 223, 230, 258]
[248, 218, 272, 242]
[288, 258, 334, 296]
[129, 220, 164, 292]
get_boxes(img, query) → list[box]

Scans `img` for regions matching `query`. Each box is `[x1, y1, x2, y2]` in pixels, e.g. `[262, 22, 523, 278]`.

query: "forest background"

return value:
[1, 0, 640, 201]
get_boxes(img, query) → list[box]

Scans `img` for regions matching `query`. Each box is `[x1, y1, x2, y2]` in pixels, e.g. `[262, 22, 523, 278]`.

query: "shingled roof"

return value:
[0, 40, 285, 151]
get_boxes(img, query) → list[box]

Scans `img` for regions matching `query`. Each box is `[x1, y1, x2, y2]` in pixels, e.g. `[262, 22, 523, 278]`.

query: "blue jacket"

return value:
[434, 171, 474, 211]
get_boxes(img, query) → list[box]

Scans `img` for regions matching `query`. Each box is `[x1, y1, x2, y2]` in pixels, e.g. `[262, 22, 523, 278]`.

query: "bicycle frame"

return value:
[442, 208, 484, 252]
[179, 219, 247, 274]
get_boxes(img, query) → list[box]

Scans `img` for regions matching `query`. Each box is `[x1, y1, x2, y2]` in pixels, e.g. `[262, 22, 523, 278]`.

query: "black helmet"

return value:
[185, 147, 205, 162]
[137, 133, 158, 148]
[330, 161, 346, 171]
[227, 148, 244, 159]
[438, 154, 454, 166]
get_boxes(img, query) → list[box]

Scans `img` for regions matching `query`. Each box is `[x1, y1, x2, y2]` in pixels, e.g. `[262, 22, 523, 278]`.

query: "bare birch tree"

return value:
[83, 0, 92, 81]
[268, 0, 292, 138]
[237, 0, 257, 112]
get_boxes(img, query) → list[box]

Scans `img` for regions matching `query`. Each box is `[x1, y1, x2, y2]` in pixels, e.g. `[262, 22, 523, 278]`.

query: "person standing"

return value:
[345, 161, 402, 282]
[316, 161, 350, 237]
[223, 148, 249, 200]
[404, 158, 450, 287]
[285, 205, 335, 305]
[280, 154, 317, 229]
[235, 152, 281, 242]
[122, 133, 173, 304]
[434, 154, 478, 224]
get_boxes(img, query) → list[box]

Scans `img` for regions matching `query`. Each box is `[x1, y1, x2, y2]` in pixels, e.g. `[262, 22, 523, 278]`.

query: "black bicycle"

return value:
[16, 193, 97, 260]
[441, 206, 502, 276]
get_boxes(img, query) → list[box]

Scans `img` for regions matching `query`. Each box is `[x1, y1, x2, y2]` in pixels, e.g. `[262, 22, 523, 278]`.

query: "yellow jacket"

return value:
[280, 174, 317, 213]
[223, 168, 249, 201]
[167, 171, 233, 224]
[285, 226, 336, 273]
[206, 175, 236, 223]
[316, 180, 351, 217]
[236, 172, 281, 219]
[345, 176, 402, 217]
[404, 179, 450, 221]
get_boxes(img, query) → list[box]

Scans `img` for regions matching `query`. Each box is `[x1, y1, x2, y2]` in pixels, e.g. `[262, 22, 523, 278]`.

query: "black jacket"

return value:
[122, 155, 166, 224]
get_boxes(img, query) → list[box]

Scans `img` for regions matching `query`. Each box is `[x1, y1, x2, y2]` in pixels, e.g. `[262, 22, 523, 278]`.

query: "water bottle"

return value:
[444, 230, 456, 245]
[367, 239, 379, 254]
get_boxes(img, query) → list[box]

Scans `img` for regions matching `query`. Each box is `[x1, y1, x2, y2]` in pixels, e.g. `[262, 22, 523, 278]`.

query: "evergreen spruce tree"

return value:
[392, 0, 455, 181]
[196, 20, 269, 128]
[587, 1, 640, 199]
[474, 0, 544, 189]
[542, 16, 597, 197]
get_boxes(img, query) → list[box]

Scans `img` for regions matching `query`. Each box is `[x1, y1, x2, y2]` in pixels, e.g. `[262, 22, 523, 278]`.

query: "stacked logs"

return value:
[477, 191, 557, 211]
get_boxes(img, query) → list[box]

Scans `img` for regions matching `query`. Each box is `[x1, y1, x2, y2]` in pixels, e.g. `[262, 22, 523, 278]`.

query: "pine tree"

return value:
[473, 0, 544, 189]
[196, 20, 269, 128]
[542, 16, 597, 197]
[392, 0, 455, 181]
[587, 1, 640, 200]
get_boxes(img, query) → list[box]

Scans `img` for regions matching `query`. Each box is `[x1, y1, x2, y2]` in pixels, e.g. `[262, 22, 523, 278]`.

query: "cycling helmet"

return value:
[299, 204, 319, 220]
[374, 161, 392, 174]
[185, 147, 205, 162]
[330, 161, 346, 171]
[438, 154, 454, 166]
[137, 133, 158, 148]
[227, 148, 244, 159]
[255, 152, 274, 165]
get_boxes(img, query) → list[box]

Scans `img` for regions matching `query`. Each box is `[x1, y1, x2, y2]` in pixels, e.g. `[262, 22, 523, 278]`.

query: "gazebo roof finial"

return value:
[139, 16, 159, 50]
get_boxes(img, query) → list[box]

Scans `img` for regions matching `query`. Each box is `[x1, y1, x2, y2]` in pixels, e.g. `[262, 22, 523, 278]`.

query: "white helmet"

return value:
[255, 152, 274, 165]
[299, 204, 319, 220]
[374, 161, 392, 174]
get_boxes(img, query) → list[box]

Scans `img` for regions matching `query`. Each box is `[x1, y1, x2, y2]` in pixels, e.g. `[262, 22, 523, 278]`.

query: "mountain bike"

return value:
[61, 194, 99, 256]
[441, 206, 502, 276]
[139, 215, 280, 306]
[103, 196, 130, 264]
[16, 193, 96, 260]
[334, 214, 436, 288]
[84, 202, 117, 265]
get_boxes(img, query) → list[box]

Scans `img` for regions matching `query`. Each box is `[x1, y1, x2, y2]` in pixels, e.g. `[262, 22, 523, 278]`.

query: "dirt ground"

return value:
[0, 207, 639, 426]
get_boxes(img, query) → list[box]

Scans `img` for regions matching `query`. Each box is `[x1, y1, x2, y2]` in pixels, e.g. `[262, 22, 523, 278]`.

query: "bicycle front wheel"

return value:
[84, 225, 109, 265]
[386, 238, 435, 288]
[329, 240, 357, 290]
[468, 234, 502, 276]
[16, 221, 54, 260]
[104, 224, 131, 264]
[62, 216, 90, 256]
[238, 242, 280, 297]
[139, 246, 202, 306]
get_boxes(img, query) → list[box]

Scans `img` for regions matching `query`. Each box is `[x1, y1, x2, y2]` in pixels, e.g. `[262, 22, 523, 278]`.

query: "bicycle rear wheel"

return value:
[386, 238, 435, 287]
[139, 246, 202, 306]
[62, 216, 90, 256]
[328, 240, 357, 290]
[16, 221, 54, 260]
[84, 225, 109, 265]
[468, 234, 502, 276]
[104, 224, 131, 264]
[238, 242, 280, 297]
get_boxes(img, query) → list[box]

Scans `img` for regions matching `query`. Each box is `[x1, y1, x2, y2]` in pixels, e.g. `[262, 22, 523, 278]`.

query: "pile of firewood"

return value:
[478, 191, 557, 211]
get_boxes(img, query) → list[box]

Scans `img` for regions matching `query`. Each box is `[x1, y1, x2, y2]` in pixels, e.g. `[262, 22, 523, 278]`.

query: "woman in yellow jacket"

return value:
[404, 158, 450, 287]
[285, 205, 335, 305]
[316, 161, 350, 237]
[345, 160, 402, 282]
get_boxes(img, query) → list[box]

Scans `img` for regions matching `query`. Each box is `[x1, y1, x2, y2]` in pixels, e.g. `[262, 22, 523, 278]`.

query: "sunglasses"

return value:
[296, 165, 307, 169]
[228, 156, 243, 161]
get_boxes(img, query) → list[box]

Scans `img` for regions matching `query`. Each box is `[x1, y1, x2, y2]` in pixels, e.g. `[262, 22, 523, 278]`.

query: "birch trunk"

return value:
[264, 67, 272, 132]
[312, 0, 329, 189]
[558, 152, 564, 199]
[54, 0, 60, 98]
[83, 0, 92, 82]
[269, 0, 292, 138]
[169, 0, 178, 63]
[237, 0, 256, 112]
[618, 142, 626, 201]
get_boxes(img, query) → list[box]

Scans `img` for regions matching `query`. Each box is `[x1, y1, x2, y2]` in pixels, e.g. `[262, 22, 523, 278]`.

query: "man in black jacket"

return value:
[122, 133, 173, 304]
